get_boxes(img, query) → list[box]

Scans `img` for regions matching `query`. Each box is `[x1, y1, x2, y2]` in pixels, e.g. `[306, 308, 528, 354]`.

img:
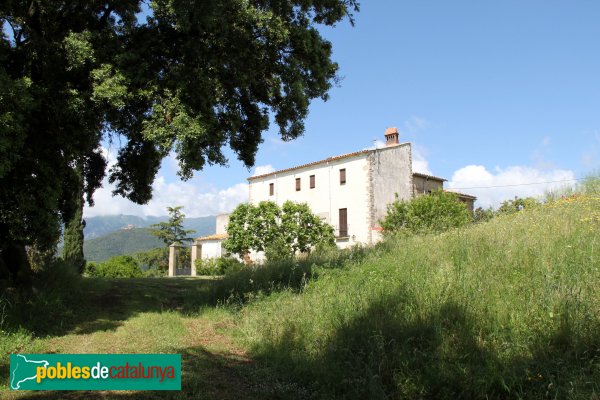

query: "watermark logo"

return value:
[10, 354, 181, 390]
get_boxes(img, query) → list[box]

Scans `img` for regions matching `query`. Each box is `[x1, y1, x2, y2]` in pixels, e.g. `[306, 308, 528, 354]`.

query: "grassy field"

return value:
[2, 184, 600, 399]
[1, 277, 296, 399]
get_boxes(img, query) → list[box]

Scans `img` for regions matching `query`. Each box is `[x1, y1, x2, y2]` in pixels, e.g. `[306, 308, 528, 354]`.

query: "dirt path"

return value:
[3, 278, 282, 400]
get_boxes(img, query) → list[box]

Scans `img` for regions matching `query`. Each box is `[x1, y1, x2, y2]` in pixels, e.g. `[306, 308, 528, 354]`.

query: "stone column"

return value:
[190, 241, 201, 277]
[168, 242, 181, 277]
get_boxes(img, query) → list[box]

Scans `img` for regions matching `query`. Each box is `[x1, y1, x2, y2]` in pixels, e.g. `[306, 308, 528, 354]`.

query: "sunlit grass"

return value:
[237, 190, 600, 398]
[1, 179, 599, 398]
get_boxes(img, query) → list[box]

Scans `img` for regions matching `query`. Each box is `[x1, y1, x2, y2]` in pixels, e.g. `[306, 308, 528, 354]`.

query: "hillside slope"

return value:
[237, 192, 600, 399]
[80, 215, 216, 262]
[83, 215, 216, 240]
[84, 228, 165, 262]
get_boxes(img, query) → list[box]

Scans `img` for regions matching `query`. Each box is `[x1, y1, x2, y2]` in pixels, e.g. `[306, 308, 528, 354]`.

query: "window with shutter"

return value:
[339, 208, 348, 237]
[340, 168, 346, 185]
[310, 175, 315, 189]
[269, 183, 274, 196]
[296, 178, 301, 191]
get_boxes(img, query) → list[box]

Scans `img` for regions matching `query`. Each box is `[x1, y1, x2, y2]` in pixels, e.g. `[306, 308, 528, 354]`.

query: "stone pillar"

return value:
[168, 242, 181, 277]
[190, 241, 202, 277]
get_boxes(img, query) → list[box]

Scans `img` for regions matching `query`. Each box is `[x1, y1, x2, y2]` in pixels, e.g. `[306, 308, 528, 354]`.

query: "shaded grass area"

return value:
[0, 277, 304, 399]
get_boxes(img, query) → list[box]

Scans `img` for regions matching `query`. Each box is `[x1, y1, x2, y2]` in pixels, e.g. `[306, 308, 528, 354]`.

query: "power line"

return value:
[448, 178, 581, 190]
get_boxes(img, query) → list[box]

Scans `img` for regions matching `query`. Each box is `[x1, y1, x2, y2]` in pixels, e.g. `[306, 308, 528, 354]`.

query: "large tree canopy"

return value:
[0, 0, 358, 255]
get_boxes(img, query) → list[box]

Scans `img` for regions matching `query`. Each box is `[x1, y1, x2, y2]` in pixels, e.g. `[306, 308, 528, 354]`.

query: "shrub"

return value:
[142, 267, 166, 278]
[580, 174, 600, 194]
[496, 196, 541, 215]
[195, 257, 245, 276]
[381, 190, 472, 235]
[135, 248, 169, 272]
[86, 255, 142, 278]
[212, 245, 370, 305]
[195, 258, 221, 276]
[2, 259, 82, 335]
[473, 207, 495, 223]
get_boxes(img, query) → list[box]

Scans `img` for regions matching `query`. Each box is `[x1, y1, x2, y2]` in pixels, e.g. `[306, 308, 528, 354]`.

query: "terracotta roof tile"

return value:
[413, 172, 447, 182]
[196, 233, 228, 241]
[248, 142, 409, 181]
[445, 190, 477, 200]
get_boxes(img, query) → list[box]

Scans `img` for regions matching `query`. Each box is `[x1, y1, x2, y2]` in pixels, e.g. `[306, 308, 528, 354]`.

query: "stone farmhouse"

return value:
[171, 127, 476, 275]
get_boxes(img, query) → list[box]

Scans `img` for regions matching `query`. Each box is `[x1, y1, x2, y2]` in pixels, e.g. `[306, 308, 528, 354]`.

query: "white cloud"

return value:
[84, 146, 251, 218]
[84, 176, 249, 218]
[447, 165, 576, 208]
[412, 146, 432, 175]
[251, 164, 275, 176]
[404, 116, 430, 134]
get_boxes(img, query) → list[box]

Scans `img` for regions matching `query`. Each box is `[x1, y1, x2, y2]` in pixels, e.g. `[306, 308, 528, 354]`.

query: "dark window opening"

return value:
[310, 175, 315, 189]
[269, 183, 274, 196]
[340, 168, 346, 185]
[339, 208, 348, 237]
[296, 178, 301, 191]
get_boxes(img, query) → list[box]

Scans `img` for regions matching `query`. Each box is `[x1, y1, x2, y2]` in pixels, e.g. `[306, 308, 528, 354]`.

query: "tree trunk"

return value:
[62, 164, 86, 273]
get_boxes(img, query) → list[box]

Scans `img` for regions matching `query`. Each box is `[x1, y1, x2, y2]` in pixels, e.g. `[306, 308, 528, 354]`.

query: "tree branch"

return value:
[98, 5, 115, 26]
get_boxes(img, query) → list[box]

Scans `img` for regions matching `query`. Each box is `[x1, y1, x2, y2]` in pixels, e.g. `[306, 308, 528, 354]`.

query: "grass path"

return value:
[1, 278, 291, 399]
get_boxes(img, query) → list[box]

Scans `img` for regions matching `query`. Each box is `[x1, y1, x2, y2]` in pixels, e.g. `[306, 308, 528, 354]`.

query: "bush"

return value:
[381, 190, 472, 235]
[496, 196, 541, 215]
[195, 256, 245, 276]
[212, 245, 370, 305]
[85, 255, 143, 278]
[2, 259, 83, 335]
[135, 248, 168, 272]
[473, 207, 495, 223]
[143, 267, 166, 277]
[135, 247, 168, 277]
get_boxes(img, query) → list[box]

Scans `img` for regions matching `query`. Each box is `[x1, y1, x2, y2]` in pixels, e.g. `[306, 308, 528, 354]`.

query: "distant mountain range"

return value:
[78, 214, 216, 262]
[83, 214, 216, 240]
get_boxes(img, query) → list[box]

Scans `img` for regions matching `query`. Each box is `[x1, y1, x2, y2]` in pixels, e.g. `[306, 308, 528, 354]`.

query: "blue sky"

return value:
[86, 1, 600, 217]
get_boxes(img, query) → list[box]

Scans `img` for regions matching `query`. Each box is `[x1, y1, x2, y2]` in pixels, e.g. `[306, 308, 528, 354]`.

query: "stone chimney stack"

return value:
[384, 127, 399, 146]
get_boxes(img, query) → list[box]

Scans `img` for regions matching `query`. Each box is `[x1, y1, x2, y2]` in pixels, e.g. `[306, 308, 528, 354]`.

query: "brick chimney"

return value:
[384, 127, 399, 146]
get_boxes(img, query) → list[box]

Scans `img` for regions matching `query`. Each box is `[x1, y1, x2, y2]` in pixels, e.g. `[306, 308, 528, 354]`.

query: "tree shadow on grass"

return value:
[10, 344, 303, 400]
[7, 277, 218, 339]
[247, 289, 600, 399]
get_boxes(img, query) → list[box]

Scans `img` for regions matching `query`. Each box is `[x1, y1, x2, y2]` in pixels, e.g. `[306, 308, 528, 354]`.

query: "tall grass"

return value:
[212, 245, 370, 306]
[237, 185, 600, 398]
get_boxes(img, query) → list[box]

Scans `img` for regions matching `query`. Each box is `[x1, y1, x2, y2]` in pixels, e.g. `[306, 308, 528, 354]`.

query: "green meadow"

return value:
[2, 181, 600, 399]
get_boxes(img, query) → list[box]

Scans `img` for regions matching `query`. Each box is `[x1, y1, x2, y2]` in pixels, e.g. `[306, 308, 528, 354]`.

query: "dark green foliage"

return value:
[83, 228, 164, 262]
[473, 206, 495, 223]
[149, 206, 196, 246]
[381, 190, 472, 235]
[1, 259, 82, 335]
[224, 201, 335, 258]
[85, 255, 142, 278]
[135, 247, 169, 273]
[0, 1, 358, 284]
[61, 182, 86, 273]
[496, 196, 541, 215]
[264, 236, 294, 263]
